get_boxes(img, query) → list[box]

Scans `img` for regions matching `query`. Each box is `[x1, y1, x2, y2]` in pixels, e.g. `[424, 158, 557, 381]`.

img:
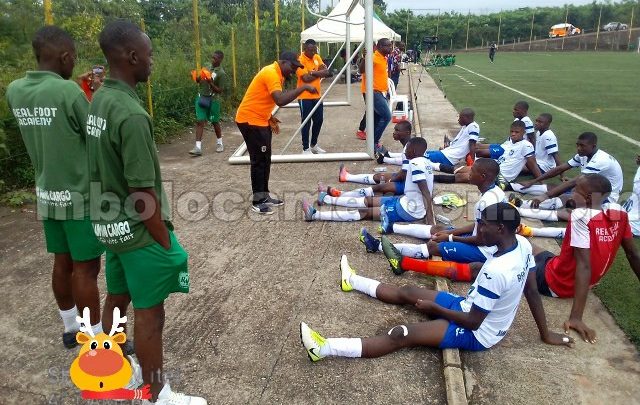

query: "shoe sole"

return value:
[189, 153, 202, 156]
[251, 207, 275, 215]
[264, 202, 284, 207]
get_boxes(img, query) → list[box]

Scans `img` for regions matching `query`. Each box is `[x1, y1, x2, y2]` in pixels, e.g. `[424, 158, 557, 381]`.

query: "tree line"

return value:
[0, 0, 636, 192]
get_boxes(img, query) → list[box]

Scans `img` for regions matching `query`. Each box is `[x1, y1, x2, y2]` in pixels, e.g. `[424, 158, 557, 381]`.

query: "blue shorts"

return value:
[489, 144, 505, 160]
[435, 292, 487, 351]
[437, 241, 488, 263]
[424, 150, 454, 166]
[393, 180, 405, 195]
[380, 196, 416, 223]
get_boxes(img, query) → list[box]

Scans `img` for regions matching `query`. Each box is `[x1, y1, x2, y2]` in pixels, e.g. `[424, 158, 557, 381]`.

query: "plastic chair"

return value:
[387, 78, 410, 123]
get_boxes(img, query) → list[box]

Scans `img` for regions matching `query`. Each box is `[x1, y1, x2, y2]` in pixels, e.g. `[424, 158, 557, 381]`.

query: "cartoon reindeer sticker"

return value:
[69, 307, 150, 400]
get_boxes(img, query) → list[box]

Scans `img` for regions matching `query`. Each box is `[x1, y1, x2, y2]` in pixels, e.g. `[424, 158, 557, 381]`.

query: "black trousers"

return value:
[237, 122, 272, 204]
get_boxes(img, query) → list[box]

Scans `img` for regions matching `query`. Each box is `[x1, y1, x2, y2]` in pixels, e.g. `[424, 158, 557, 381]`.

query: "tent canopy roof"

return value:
[300, 0, 401, 44]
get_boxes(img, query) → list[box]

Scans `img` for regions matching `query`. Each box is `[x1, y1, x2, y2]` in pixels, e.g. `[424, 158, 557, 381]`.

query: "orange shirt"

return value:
[296, 53, 324, 100]
[235, 61, 284, 126]
[360, 50, 389, 94]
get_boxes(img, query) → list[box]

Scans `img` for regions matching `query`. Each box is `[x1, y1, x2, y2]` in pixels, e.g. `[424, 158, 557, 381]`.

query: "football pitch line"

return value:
[456, 65, 640, 148]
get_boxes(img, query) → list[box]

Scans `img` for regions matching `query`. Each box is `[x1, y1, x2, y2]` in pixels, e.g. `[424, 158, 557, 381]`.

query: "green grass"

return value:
[428, 52, 640, 350]
[429, 51, 640, 192]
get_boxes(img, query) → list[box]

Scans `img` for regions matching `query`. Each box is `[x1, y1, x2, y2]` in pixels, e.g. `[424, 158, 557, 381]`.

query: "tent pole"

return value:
[364, 0, 374, 157]
[346, 13, 352, 104]
[281, 40, 365, 153]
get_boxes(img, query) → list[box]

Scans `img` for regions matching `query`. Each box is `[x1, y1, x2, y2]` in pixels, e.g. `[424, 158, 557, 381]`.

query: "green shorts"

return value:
[42, 218, 105, 261]
[105, 231, 189, 309]
[194, 96, 221, 123]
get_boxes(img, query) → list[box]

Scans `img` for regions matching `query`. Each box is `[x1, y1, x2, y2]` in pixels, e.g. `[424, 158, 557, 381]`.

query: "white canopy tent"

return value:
[300, 0, 401, 43]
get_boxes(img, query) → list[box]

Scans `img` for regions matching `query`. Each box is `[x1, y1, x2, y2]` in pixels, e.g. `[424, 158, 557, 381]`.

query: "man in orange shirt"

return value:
[297, 39, 332, 154]
[236, 51, 317, 215]
[356, 38, 392, 150]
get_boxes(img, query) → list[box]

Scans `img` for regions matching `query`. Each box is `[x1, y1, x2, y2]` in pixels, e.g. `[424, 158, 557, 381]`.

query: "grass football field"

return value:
[426, 51, 640, 349]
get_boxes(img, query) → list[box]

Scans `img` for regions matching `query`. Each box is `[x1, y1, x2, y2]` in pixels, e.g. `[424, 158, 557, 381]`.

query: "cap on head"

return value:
[279, 51, 304, 69]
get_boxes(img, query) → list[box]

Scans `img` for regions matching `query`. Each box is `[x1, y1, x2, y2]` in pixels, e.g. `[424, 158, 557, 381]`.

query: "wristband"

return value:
[449, 234, 453, 242]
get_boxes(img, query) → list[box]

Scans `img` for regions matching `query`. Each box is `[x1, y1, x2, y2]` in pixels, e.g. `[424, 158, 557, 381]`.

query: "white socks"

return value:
[383, 156, 403, 165]
[394, 243, 430, 259]
[518, 208, 559, 221]
[320, 338, 363, 358]
[521, 197, 563, 210]
[511, 183, 548, 195]
[217, 138, 223, 145]
[322, 195, 367, 208]
[431, 163, 441, 171]
[393, 223, 433, 239]
[59, 306, 80, 333]
[349, 274, 380, 298]
[313, 210, 362, 221]
[532, 227, 566, 238]
[332, 188, 374, 198]
[91, 322, 104, 336]
[346, 173, 377, 184]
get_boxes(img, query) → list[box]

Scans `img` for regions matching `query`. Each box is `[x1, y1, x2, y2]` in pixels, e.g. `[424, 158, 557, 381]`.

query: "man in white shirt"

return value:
[435, 121, 541, 189]
[513, 100, 535, 145]
[532, 113, 562, 174]
[358, 159, 506, 264]
[300, 203, 573, 361]
[303, 137, 435, 224]
[510, 132, 623, 222]
[424, 108, 479, 173]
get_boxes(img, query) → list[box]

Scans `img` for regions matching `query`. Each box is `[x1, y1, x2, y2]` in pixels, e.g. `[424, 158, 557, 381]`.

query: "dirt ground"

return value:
[0, 68, 638, 405]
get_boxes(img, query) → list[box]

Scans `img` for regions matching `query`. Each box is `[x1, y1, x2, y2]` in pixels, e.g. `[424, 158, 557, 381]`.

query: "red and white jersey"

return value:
[545, 203, 632, 298]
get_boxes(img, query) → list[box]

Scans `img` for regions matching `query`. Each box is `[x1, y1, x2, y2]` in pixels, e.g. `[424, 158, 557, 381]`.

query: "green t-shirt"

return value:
[6, 71, 90, 220]
[86, 78, 171, 253]
[198, 66, 227, 99]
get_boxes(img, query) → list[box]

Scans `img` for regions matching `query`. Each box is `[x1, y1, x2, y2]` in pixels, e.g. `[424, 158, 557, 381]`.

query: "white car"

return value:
[603, 22, 628, 31]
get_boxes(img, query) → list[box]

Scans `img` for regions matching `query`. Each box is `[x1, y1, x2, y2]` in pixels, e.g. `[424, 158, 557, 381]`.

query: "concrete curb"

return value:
[409, 67, 469, 405]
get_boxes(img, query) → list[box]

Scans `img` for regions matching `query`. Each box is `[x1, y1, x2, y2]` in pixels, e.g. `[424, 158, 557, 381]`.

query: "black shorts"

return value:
[534, 250, 556, 297]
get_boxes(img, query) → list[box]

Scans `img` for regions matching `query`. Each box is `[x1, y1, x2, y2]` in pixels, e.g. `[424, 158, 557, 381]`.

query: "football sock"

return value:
[511, 183, 548, 195]
[91, 322, 103, 336]
[313, 210, 362, 222]
[320, 338, 362, 358]
[431, 163, 441, 171]
[400, 258, 472, 281]
[392, 223, 433, 239]
[338, 187, 374, 198]
[533, 227, 566, 238]
[324, 196, 367, 208]
[195, 141, 202, 149]
[517, 208, 559, 221]
[59, 306, 80, 333]
[349, 274, 380, 298]
[394, 243, 430, 259]
[521, 197, 562, 210]
[383, 156, 402, 165]
[346, 173, 377, 184]
[217, 138, 223, 145]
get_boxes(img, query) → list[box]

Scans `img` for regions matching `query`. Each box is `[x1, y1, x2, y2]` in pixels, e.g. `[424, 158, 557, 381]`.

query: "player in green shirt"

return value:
[89, 20, 205, 404]
[5, 26, 105, 349]
[190, 50, 227, 156]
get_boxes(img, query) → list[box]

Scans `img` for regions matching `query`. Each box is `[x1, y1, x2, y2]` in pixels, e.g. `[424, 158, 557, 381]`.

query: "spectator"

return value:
[190, 50, 227, 156]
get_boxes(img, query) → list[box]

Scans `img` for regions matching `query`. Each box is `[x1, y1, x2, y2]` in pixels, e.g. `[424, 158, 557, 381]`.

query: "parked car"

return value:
[549, 23, 582, 38]
[603, 22, 629, 31]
